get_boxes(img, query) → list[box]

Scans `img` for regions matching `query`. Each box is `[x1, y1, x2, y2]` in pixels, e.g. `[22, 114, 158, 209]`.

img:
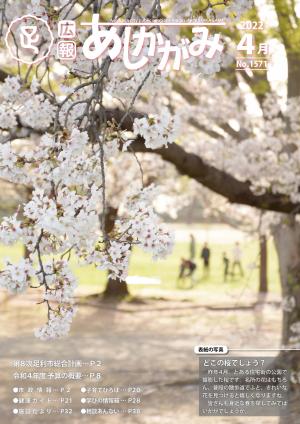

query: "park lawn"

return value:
[0, 237, 281, 296]
[127, 238, 281, 295]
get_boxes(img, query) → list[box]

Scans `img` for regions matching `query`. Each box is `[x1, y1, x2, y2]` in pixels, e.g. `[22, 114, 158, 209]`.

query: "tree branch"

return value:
[107, 108, 298, 214]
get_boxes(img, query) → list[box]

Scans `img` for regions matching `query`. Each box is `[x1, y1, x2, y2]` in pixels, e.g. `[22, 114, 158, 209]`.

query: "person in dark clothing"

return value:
[223, 252, 230, 282]
[189, 234, 196, 260]
[201, 243, 210, 275]
[177, 258, 197, 288]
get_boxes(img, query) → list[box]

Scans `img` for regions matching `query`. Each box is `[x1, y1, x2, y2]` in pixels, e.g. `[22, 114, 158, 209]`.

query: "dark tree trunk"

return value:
[259, 235, 268, 293]
[272, 217, 300, 424]
[103, 276, 129, 299]
[102, 206, 130, 299]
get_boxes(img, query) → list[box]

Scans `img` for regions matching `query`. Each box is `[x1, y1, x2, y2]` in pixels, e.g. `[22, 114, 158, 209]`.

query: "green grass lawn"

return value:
[0, 235, 281, 296]
[127, 237, 281, 295]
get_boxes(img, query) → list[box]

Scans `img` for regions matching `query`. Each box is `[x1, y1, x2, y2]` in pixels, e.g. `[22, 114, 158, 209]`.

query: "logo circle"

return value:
[5, 15, 54, 65]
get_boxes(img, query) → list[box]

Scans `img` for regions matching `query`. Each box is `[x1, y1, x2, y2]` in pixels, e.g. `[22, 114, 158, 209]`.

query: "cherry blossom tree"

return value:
[0, 1, 300, 420]
[118, 2, 300, 419]
[0, 0, 247, 337]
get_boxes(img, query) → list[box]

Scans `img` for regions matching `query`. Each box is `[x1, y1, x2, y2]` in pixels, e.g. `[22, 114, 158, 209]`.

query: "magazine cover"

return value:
[0, 1, 299, 423]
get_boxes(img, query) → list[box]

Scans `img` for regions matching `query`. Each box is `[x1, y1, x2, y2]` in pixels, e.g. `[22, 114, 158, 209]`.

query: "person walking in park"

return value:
[232, 242, 244, 278]
[189, 233, 196, 260]
[223, 252, 230, 282]
[200, 243, 210, 276]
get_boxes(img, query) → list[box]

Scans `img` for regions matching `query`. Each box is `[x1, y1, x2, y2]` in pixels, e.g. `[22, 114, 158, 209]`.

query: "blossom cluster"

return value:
[0, 76, 55, 131]
[34, 306, 77, 341]
[133, 108, 180, 149]
[0, 74, 175, 339]
[0, 258, 34, 294]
